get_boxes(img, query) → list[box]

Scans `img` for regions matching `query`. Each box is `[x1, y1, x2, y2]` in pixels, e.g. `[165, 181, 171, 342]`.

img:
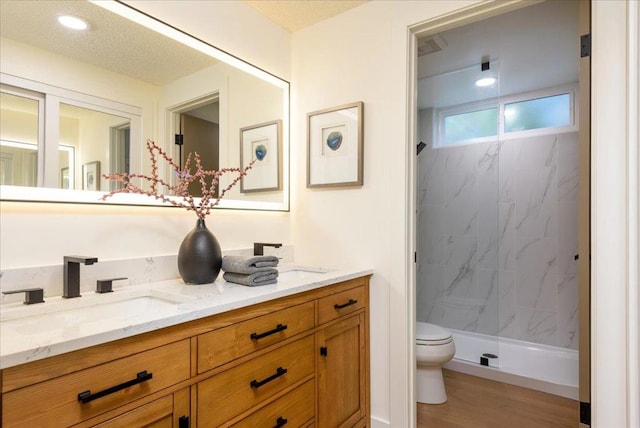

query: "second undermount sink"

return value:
[277, 266, 331, 282]
[0, 288, 193, 335]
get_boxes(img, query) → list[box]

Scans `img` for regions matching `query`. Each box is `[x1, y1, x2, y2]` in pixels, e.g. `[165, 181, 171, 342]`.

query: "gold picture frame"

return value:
[307, 101, 364, 188]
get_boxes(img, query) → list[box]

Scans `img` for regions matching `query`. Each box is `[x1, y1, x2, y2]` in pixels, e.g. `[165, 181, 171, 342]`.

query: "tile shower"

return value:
[416, 109, 579, 351]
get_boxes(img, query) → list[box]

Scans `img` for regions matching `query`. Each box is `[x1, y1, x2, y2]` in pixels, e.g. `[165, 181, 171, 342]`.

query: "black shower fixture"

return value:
[417, 141, 426, 155]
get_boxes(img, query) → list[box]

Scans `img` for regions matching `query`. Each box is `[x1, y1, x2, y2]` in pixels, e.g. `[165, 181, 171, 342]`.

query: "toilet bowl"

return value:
[416, 322, 456, 404]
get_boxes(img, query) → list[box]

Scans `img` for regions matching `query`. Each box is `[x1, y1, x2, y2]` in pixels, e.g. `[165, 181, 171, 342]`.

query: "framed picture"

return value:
[82, 161, 100, 191]
[307, 101, 363, 188]
[60, 167, 69, 189]
[240, 120, 282, 193]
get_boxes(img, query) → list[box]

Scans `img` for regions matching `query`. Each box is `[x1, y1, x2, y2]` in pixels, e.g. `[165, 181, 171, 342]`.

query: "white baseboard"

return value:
[371, 416, 391, 428]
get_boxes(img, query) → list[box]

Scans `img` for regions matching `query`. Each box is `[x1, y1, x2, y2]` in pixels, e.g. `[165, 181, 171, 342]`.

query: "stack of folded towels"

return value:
[221, 255, 279, 286]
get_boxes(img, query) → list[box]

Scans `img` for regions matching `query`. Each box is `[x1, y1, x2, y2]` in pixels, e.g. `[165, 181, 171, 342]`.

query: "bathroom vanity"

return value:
[0, 269, 371, 427]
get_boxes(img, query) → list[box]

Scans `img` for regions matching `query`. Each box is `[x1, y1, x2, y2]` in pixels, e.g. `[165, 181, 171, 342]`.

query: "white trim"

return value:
[406, 24, 419, 428]
[626, 1, 640, 426]
[1, 73, 142, 116]
[591, 0, 640, 425]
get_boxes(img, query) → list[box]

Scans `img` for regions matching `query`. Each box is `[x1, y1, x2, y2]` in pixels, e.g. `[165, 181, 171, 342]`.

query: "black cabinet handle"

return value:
[77, 371, 153, 403]
[179, 416, 190, 428]
[274, 416, 288, 427]
[334, 299, 358, 310]
[250, 323, 288, 340]
[250, 367, 287, 389]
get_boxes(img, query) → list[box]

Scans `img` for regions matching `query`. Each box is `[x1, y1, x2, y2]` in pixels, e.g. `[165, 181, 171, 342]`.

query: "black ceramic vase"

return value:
[177, 219, 222, 284]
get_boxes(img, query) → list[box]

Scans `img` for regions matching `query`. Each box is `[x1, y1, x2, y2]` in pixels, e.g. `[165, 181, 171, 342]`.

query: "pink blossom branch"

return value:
[101, 139, 256, 219]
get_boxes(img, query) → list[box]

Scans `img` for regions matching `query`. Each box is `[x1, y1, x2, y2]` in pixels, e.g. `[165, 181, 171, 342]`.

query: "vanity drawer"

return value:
[229, 379, 315, 428]
[2, 339, 190, 428]
[317, 285, 366, 325]
[197, 301, 314, 373]
[197, 335, 314, 427]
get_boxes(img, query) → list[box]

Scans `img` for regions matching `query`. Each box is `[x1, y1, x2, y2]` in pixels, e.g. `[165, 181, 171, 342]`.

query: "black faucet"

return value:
[63, 256, 98, 298]
[253, 242, 282, 256]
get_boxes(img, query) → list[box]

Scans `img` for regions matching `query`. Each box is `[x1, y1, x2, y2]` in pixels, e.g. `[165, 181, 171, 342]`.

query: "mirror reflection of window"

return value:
[0, 90, 41, 187]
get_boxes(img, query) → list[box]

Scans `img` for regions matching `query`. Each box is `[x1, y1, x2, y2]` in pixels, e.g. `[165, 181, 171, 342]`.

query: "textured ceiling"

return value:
[0, 1, 217, 86]
[243, 0, 368, 33]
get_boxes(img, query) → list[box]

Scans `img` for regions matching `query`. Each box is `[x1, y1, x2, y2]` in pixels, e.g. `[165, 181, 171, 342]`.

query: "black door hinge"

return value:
[414, 252, 417, 263]
[581, 33, 591, 57]
[580, 401, 591, 425]
[320, 346, 328, 357]
[175, 134, 184, 146]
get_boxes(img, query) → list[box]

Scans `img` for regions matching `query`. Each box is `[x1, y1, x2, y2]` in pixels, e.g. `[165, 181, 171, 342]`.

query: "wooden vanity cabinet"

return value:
[0, 276, 370, 428]
[316, 285, 370, 428]
[91, 388, 190, 428]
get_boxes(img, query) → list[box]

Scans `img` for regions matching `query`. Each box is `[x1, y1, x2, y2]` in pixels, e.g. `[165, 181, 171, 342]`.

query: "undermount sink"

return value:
[0, 289, 193, 335]
[277, 266, 330, 282]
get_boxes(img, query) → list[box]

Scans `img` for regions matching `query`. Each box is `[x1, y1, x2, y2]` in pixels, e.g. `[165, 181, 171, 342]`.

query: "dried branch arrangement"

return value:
[102, 140, 254, 219]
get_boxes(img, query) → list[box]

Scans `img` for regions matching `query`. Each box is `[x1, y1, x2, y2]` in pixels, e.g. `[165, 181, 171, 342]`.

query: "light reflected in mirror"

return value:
[0, 0, 289, 210]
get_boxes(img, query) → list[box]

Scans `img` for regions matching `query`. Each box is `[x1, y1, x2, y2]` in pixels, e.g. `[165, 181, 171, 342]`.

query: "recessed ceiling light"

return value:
[58, 15, 89, 31]
[475, 77, 497, 87]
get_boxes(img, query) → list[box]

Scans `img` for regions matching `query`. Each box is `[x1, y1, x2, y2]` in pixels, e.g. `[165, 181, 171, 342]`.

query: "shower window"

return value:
[434, 85, 576, 148]
[504, 93, 572, 133]
[441, 106, 498, 145]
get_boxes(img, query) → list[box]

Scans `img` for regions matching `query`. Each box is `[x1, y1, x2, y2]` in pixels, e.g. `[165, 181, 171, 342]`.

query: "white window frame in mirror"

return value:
[1, 73, 142, 197]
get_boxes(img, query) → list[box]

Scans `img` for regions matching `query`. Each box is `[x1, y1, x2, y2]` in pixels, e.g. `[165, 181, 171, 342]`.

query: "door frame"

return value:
[405, 1, 639, 426]
[406, 0, 591, 425]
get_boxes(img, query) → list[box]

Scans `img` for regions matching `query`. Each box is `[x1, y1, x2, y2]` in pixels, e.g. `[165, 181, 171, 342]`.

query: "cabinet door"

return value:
[317, 313, 367, 428]
[92, 388, 190, 428]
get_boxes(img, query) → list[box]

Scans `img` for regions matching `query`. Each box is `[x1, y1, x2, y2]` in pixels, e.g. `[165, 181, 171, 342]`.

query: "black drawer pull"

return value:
[77, 370, 153, 403]
[178, 415, 190, 428]
[334, 299, 358, 310]
[274, 416, 288, 427]
[250, 367, 287, 389]
[250, 323, 288, 340]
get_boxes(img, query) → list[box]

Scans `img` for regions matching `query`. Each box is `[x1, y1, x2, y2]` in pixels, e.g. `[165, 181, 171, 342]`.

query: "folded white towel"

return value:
[221, 255, 279, 274]
[223, 269, 278, 286]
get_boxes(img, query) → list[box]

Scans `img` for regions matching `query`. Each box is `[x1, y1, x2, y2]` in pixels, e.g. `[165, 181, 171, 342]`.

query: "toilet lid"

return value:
[416, 322, 452, 343]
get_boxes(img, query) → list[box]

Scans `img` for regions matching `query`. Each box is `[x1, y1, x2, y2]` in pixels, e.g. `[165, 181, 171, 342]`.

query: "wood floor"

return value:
[417, 370, 578, 428]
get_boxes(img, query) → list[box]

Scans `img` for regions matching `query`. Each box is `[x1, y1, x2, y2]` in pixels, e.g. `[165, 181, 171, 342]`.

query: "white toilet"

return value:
[416, 322, 456, 404]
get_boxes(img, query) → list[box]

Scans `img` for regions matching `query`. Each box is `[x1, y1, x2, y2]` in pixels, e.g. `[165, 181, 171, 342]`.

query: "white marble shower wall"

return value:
[416, 129, 579, 350]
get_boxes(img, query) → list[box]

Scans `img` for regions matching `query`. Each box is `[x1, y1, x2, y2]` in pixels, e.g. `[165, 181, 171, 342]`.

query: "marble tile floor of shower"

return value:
[417, 370, 578, 428]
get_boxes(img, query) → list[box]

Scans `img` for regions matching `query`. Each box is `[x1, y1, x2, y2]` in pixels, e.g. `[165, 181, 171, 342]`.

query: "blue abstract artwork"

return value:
[255, 144, 267, 161]
[326, 131, 343, 151]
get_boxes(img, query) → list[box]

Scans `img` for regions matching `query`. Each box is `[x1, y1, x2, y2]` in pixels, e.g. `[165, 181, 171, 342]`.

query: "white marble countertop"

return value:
[0, 265, 373, 369]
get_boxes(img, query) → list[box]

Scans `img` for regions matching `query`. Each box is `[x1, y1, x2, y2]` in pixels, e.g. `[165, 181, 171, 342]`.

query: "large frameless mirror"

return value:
[0, 0, 289, 211]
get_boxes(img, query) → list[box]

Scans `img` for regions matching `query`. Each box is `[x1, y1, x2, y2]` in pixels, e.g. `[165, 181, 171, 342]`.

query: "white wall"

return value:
[290, 2, 481, 425]
[0, 1, 292, 269]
